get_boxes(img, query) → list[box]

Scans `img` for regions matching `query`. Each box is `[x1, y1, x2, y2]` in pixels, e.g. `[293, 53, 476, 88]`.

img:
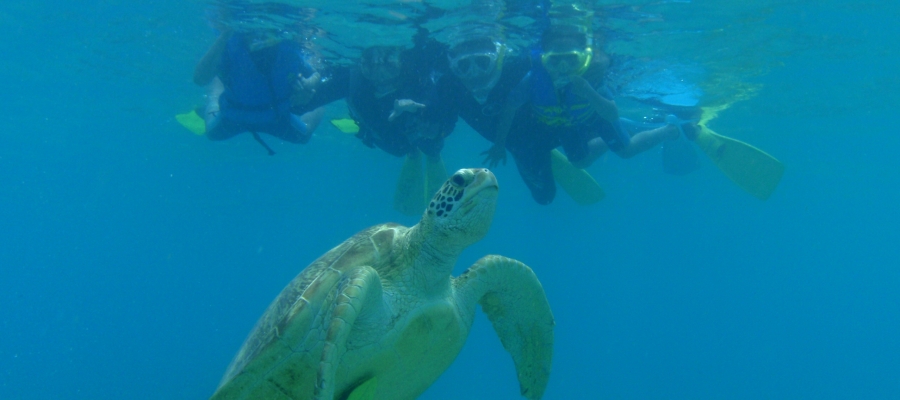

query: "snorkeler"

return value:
[533, 23, 686, 164]
[442, 25, 606, 205]
[347, 37, 457, 215]
[192, 28, 325, 153]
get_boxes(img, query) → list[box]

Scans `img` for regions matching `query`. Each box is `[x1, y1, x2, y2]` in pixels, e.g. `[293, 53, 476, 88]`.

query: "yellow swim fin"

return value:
[394, 150, 426, 216]
[695, 106, 784, 200]
[550, 149, 605, 205]
[346, 377, 378, 400]
[175, 110, 206, 135]
[330, 118, 360, 134]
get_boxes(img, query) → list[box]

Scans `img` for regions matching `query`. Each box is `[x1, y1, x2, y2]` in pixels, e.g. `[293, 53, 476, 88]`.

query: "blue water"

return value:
[2, 1, 899, 399]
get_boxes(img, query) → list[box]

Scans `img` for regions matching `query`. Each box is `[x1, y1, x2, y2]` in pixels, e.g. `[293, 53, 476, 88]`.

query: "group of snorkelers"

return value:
[179, 2, 785, 212]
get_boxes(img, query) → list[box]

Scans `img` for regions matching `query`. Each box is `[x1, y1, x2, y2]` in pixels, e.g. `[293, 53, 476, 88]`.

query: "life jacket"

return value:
[219, 34, 312, 129]
[529, 49, 600, 128]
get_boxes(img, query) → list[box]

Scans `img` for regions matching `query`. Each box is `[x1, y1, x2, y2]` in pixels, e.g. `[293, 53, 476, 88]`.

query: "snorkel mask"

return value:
[449, 40, 506, 103]
[540, 1, 596, 85]
[541, 46, 593, 77]
[449, 41, 505, 80]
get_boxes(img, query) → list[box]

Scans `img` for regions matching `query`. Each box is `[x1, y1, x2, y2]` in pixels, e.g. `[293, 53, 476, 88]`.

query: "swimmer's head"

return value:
[448, 37, 506, 94]
[449, 38, 504, 80]
[360, 46, 402, 85]
[541, 25, 594, 78]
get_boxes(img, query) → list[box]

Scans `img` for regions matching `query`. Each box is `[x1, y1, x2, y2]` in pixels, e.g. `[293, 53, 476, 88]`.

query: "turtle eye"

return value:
[451, 173, 465, 187]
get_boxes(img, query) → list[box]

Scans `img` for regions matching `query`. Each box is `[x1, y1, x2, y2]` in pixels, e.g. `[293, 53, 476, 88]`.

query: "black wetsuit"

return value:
[348, 40, 458, 158]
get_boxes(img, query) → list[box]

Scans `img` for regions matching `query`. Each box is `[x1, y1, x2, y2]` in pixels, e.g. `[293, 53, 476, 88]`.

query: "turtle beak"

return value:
[469, 168, 499, 193]
[459, 169, 499, 214]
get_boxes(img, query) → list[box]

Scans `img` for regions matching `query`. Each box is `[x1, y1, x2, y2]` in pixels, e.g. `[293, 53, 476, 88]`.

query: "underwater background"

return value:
[1, 1, 898, 399]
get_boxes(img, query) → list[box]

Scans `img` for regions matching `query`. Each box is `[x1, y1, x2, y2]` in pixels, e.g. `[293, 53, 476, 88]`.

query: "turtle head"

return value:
[421, 168, 498, 249]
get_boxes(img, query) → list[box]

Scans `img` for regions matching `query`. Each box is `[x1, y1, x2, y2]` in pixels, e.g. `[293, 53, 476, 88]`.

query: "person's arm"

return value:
[495, 105, 516, 145]
[291, 72, 321, 108]
[193, 31, 233, 86]
[568, 75, 618, 123]
[388, 99, 426, 121]
[481, 69, 531, 167]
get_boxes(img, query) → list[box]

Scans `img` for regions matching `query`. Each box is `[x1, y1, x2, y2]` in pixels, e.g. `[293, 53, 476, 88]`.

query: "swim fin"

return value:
[330, 118, 360, 134]
[424, 154, 448, 202]
[550, 149, 605, 205]
[346, 377, 377, 400]
[694, 106, 784, 200]
[394, 150, 426, 216]
[175, 110, 206, 135]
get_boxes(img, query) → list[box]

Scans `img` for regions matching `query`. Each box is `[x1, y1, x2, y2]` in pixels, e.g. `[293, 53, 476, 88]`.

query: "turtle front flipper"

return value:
[315, 266, 384, 400]
[453, 255, 555, 400]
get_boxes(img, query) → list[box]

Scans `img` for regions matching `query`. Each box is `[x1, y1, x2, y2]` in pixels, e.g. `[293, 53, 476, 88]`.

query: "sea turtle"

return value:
[211, 168, 554, 400]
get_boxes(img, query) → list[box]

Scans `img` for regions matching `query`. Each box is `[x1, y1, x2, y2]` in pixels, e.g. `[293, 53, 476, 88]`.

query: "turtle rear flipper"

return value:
[453, 255, 555, 400]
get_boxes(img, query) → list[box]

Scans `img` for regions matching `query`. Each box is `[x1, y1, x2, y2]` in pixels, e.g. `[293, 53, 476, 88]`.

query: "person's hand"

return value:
[569, 74, 618, 122]
[567, 75, 595, 98]
[388, 99, 426, 121]
[291, 72, 320, 106]
[480, 143, 507, 168]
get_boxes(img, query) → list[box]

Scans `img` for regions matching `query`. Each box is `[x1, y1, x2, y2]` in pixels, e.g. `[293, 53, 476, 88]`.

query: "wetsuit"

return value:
[447, 52, 563, 204]
[348, 39, 457, 158]
[208, 34, 316, 143]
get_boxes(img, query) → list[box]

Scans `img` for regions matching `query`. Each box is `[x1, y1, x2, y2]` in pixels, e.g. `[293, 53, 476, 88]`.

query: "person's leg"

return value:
[203, 78, 225, 133]
[203, 78, 248, 141]
[511, 149, 556, 205]
[300, 107, 326, 136]
[268, 105, 327, 144]
[571, 137, 609, 168]
[205, 121, 244, 141]
[594, 114, 681, 159]
[204, 107, 244, 141]
[615, 124, 679, 158]
[560, 126, 605, 169]
[281, 106, 328, 144]
[505, 124, 559, 204]
[266, 113, 310, 144]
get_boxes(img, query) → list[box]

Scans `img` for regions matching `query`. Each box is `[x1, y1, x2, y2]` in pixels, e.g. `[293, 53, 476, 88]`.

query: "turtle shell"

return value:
[212, 223, 405, 399]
